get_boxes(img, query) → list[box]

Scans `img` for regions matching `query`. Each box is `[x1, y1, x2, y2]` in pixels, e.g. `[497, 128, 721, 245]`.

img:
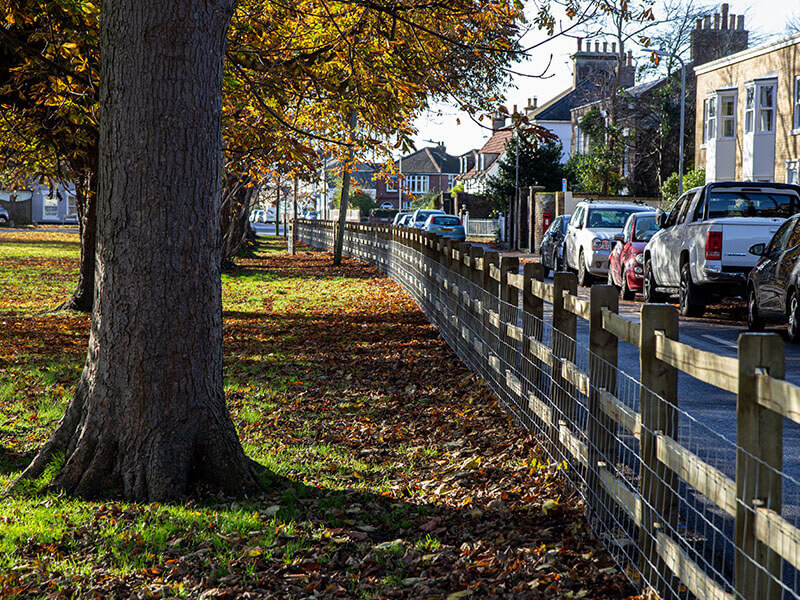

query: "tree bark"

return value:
[333, 110, 358, 266]
[220, 176, 255, 270]
[12, 0, 259, 500]
[58, 174, 97, 313]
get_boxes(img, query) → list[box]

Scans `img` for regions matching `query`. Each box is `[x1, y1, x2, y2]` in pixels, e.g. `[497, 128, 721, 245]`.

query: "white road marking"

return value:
[701, 334, 738, 349]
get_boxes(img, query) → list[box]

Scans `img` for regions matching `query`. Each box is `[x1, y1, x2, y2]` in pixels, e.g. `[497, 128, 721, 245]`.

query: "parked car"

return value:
[643, 182, 800, 316]
[607, 212, 659, 300]
[249, 209, 266, 223]
[423, 214, 465, 241]
[410, 208, 445, 228]
[564, 201, 655, 286]
[393, 211, 411, 226]
[399, 214, 414, 227]
[0, 206, 8, 225]
[539, 214, 571, 277]
[746, 214, 800, 341]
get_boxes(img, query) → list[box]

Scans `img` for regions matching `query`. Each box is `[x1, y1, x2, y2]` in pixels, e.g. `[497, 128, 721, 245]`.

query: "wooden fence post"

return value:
[736, 333, 784, 600]
[499, 256, 520, 398]
[521, 263, 547, 434]
[469, 245, 483, 288]
[588, 285, 619, 525]
[638, 303, 679, 599]
[482, 251, 500, 379]
[550, 271, 577, 455]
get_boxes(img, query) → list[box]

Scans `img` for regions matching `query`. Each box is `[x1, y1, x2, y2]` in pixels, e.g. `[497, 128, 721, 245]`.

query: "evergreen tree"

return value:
[485, 130, 564, 210]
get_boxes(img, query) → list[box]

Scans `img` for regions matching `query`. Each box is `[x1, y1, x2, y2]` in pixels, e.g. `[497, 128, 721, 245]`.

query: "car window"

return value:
[765, 218, 796, 255]
[632, 215, 658, 242]
[587, 208, 641, 228]
[432, 216, 460, 226]
[569, 207, 583, 227]
[666, 194, 689, 228]
[676, 194, 693, 224]
[706, 191, 800, 219]
[787, 218, 800, 250]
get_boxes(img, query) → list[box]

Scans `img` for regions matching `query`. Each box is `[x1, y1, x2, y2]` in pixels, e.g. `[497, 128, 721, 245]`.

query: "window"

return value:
[385, 175, 398, 193]
[447, 174, 455, 190]
[43, 194, 58, 217]
[788, 218, 800, 250]
[758, 85, 775, 133]
[705, 97, 716, 142]
[706, 191, 800, 219]
[794, 77, 800, 131]
[66, 194, 77, 218]
[720, 95, 736, 139]
[406, 175, 428, 194]
[787, 160, 799, 185]
[666, 194, 690, 228]
[765, 217, 796, 255]
[745, 85, 755, 133]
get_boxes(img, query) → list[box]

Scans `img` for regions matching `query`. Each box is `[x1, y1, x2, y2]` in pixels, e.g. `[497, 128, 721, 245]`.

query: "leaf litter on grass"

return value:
[0, 232, 642, 599]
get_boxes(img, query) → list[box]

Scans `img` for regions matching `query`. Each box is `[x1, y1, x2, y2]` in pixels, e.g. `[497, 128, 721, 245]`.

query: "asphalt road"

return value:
[250, 222, 287, 236]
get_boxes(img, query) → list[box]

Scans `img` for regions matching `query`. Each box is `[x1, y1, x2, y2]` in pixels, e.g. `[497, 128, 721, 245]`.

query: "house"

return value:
[455, 117, 513, 194]
[312, 157, 377, 216]
[523, 40, 637, 164]
[0, 182, 78, 224]
[695, 29, 800, 183]
[571, 3, 749, 194]
[374, 145, 459, 210]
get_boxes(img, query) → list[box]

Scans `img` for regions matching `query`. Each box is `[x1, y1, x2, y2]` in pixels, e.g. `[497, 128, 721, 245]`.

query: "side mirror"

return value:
[613, 233, 624, 243]
[749, 243, 766, 256]
[655, 209, 667, 229]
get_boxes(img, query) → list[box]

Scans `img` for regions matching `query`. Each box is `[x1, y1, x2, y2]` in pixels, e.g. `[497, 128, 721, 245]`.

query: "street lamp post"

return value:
[645, 49, 686, 197]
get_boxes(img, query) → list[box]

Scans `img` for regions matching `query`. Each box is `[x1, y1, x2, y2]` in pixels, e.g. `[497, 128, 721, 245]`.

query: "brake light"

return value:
[706, 230, 722, 260]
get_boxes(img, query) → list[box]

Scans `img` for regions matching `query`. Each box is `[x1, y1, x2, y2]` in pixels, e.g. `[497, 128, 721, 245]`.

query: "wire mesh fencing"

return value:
[296, 220, 800, 600]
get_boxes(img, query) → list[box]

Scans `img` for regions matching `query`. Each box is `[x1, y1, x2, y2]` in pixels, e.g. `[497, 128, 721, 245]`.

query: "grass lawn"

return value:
[0, 230, 636, 599]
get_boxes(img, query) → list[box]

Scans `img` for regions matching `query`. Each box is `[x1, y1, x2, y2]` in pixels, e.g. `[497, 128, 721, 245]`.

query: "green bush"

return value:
[659, 169, 706, 208]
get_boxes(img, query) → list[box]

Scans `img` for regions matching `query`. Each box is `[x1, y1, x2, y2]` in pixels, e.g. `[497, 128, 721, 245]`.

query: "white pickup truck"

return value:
[643, 182, 800, 316]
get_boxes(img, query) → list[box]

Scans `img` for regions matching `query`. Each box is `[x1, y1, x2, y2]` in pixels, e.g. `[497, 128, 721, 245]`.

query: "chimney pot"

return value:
[603, 41, 608, 52]
[594, 41, 600, 52]
[737, 14, 744, 30]
[612, 42, 617, 53]
[703, 14, 711, 29]
[627, 50, 633, 66]
[721, 3, 729, 29]
[577, 38, 582, 52]
[729, 15, 735, 29]
[713, 13, 720, 29]
[533, 96, 538, 107]
[696, 18, 702, 30]
[513, 104, 517, 115]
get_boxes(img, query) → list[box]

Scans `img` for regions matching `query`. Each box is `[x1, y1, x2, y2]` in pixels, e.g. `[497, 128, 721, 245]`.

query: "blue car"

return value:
[423, 214, 466, 241]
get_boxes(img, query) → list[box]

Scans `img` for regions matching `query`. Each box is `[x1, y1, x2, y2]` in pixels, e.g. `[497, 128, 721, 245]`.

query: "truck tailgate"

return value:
[716, 218, 785, 269]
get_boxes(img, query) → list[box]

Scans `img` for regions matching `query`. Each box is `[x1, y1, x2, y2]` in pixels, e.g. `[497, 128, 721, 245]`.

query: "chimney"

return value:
[627, 50, 633, 66]
[533, 96, 538, 108]
[492, 108, 507, 131]
[691, 6, 749, 67]
[721, 3, 729, 29]
[703, 14, 711, 28]
[577, 38, 582, 52]
[603, 41, 608, 52]
[594, 41, 600, 52]
[696, 18, 702, 30]
[713, 12, 720, 29]
[612, 42, 616, 53]
[737, 14, 744, 30]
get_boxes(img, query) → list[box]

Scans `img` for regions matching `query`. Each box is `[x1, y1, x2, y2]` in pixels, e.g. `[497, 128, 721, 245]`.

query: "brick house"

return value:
[374, 145, 459, 210]
[695, 31, 800, 183]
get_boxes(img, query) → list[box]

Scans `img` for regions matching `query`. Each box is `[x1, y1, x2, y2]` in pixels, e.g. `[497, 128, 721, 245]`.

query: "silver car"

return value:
[0, 206, 9, 225]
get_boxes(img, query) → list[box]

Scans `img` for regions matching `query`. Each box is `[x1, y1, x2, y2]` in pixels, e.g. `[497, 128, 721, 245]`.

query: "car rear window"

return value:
[587, 208, 641, 228]
[705, 191, 800, 219]
[432, 216, 460, 226]
[632, 215, 658, 242]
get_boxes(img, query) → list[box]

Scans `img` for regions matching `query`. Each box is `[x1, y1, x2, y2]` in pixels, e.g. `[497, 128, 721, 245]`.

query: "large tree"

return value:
[12, 0, 259, 500]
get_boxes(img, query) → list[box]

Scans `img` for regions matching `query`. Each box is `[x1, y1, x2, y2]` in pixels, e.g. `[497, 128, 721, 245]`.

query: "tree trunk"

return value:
[58, 174, 97, 313]
[333, 110, 358, 266]
[220, 176, 255, 270]
[12, 0, 258, 501]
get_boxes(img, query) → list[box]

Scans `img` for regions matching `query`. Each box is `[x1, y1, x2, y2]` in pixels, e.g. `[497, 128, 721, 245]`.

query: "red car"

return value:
[607, 212, 659, 300]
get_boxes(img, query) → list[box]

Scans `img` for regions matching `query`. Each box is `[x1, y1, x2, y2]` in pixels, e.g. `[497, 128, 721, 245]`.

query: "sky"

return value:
[411, 0, 798, 157]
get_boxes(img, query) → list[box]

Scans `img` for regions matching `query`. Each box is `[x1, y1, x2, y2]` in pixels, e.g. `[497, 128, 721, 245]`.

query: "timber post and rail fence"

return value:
[294, 219, 800, 600]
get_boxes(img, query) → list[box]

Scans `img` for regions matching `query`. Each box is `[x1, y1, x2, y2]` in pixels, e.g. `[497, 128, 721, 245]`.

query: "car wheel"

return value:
[747, 286, 765, 332]
[621, 269, 635, 301]
[788, 291, 800, 343]
[0, 215, 7, 225]
[679, 262, 705, 317]
[643, 259, 666, 303]
[578, 250, 592, 287]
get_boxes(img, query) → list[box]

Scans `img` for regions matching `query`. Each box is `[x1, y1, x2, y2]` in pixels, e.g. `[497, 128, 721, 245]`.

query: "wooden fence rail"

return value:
[295, 220, 800, 600]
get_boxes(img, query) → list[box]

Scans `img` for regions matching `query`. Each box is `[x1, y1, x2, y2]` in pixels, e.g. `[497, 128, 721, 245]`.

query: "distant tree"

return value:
[659, 168, 705, 207]
[333, 177, 375, 214]
[565, 108, 625, 195]
[485, 130, 564, 209]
